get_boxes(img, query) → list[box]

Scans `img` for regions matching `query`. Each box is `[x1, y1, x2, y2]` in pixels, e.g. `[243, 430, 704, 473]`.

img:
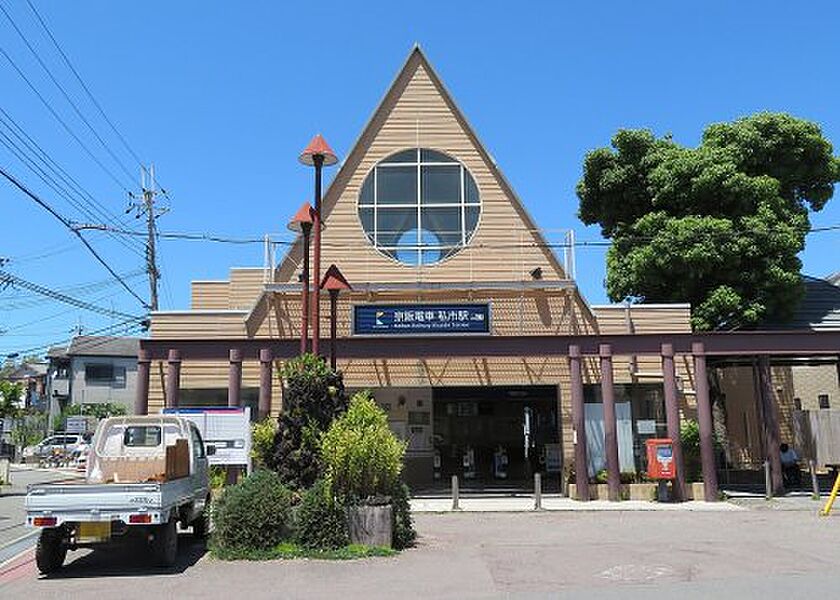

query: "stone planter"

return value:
[346, 504, 393, 548]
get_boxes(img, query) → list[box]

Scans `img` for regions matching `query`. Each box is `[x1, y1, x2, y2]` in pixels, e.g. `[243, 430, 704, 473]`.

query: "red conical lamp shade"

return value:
[298, 134, 338, 166]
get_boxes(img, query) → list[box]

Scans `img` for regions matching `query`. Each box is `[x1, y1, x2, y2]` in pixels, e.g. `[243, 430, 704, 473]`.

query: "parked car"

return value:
[22, 434, 88, 464]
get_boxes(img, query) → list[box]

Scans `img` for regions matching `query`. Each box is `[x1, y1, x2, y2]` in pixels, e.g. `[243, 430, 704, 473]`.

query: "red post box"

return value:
[646, 438, 675, 480]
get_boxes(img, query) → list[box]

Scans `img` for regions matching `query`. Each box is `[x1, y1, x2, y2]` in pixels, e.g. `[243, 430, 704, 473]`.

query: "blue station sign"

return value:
[352, 303, 491, 336]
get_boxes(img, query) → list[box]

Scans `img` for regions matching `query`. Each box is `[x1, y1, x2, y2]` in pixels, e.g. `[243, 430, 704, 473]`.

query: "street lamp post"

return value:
[320, 264, 351, 371]
[298, 134, 338, 357]
[287, 202, 315, 355]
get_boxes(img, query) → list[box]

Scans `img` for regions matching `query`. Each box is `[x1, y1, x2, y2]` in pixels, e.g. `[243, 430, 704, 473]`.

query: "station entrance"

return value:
[432, 386, 560, 491]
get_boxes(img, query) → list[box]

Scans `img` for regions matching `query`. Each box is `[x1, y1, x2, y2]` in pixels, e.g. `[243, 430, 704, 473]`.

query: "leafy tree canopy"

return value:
[576, 113, 839, 330]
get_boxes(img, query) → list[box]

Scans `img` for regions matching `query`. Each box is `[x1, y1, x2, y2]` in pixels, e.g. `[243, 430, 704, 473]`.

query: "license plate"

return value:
[78, 521, 111, 541]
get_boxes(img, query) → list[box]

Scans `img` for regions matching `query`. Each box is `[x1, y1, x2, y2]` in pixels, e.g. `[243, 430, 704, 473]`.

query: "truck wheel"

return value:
[35, 528, 67, 574]
[151, 518, 178, 567]
[192, 513, 208, 539]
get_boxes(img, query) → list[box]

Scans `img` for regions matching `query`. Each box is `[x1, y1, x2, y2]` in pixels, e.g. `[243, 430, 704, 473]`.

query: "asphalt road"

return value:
[0, 466, 81, 563]
[2, 507, 839, 598]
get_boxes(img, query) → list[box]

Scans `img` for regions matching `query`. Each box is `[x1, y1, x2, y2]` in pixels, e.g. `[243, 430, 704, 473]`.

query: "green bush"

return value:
[296, 479, 349, 550]
[211, 470, 292, 552]
[321, 391, 406, 501]
[390, 481, 416, 549]
[251, 418, 277, 469]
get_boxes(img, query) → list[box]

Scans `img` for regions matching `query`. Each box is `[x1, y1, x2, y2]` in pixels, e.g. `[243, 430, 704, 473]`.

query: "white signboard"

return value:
[163, 407, 252, 470]
[65, 416, 89, 434]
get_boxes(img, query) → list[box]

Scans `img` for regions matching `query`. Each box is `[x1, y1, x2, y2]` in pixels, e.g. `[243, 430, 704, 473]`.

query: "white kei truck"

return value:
[25, 415, 213, 573]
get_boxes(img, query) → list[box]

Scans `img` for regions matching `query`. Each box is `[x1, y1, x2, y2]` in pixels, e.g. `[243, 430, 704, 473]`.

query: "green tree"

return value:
[267, 354, 349, 489]
[0, 380, 23, 417]
[577, 113, 840, 330]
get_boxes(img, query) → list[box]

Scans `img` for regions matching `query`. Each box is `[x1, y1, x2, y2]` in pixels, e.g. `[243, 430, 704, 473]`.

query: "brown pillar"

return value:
[300, 225, 311, 355]
[599, 344, 621, 501]
[312, 155, 323, 357]
[692, 342, 718, 501]
[165, 349, 181, 409]
[757, 355, 784, 495]
[228, 348, 243, 408]
[135, 348, 151, 415]
[569, 344, 589, 501]
[661, 343, 686, 501]
[258, 348, 273, 420]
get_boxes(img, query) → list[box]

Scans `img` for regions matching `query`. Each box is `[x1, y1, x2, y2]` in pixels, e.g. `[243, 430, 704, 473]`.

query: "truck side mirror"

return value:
[205, 444, 216, 456]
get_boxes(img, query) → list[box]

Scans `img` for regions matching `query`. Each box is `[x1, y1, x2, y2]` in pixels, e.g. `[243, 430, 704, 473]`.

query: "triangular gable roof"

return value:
[276, 46, 567, 282]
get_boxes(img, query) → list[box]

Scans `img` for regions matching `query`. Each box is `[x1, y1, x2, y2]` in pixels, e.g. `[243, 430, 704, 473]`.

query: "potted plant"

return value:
[320, 392, 407, 548]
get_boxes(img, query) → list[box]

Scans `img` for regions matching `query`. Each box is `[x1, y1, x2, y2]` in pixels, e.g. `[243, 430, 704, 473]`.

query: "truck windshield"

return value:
[123, 426, 162, 447]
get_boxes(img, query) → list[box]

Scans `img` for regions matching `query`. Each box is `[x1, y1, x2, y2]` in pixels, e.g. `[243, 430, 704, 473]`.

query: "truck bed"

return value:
[26, 478, 197, 527]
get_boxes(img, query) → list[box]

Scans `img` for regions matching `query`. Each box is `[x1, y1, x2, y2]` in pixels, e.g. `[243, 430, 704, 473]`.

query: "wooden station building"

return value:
[137, 47, 840, 500]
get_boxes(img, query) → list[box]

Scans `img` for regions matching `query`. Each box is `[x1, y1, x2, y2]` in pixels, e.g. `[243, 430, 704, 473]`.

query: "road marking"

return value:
[599, 564, 675, 583]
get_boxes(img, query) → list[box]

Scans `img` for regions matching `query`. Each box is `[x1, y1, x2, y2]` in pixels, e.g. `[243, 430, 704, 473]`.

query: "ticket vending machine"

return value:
[646, 438, 675, 501]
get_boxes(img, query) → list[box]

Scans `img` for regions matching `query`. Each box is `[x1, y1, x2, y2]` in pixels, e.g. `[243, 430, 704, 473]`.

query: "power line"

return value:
[4, 316, 145, 359]
[0, 269, 145, 309]
[0, 122, 145, 258]
[1, 287, 133, 334]
[0, 165, 149, 308]
[0, 43, 132, 194]
[0, 105, 147, 253]
[24, 0, 144, 170]
[0, 269, 141, 320]
[0, 2, 137, 186]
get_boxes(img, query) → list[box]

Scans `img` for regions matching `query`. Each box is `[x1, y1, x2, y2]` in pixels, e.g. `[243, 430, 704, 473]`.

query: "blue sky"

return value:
[1, 1, 839, 358]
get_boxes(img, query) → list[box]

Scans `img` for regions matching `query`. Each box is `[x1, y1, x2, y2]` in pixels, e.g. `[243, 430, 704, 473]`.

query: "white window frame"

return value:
[358, 148, 481, 266]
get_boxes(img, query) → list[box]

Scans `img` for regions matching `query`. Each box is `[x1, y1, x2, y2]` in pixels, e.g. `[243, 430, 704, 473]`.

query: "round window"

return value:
[357, 148, 480, 266]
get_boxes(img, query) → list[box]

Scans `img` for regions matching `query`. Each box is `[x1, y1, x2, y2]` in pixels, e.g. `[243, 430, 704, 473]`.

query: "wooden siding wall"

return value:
[151, 312, 247, 339]
[191, 281, 230, 310]
[229, 269, 266, 309]
[275, 62, 567, 286]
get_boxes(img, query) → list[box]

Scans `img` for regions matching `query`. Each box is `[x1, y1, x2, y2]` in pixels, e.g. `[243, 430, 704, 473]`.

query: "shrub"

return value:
[321, 391, 406, 501]
[268, 354, 349, 489]
[296, 479, 349, 550]
[390, 481, 416, 549]
[251, 418, 277, 469]
[211, 470, 292, 553]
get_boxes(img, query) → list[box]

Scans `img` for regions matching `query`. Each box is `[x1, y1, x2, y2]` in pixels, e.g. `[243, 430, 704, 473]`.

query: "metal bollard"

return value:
[764, 460, 772, 500]
[451, 475, 460, 511]
[810, 459, 820, 500]
[534, 472, 542, 510]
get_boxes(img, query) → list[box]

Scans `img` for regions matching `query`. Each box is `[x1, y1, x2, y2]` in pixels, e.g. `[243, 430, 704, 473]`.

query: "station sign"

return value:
[352, 303, 491, 336]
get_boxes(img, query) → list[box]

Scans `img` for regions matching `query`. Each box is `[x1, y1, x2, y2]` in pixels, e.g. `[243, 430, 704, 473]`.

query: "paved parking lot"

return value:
[2, 508, 840, 599]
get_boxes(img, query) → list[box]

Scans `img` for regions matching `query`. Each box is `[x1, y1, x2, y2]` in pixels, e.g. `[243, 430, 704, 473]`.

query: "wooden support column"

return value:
[134, 348, 151, 415]
[599, 344, 621, 501]
[692, 342, 718, 501]
[661, 343, 686, 501]
[757, 355, 784, 495]
[165, 349, 181, 409]
[569, 344, 589, 501]
[258, 348, 273, 420]
[228, 348, 243, 408]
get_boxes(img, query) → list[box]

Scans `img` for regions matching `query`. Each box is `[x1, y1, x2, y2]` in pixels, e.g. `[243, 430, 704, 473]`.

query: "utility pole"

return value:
[127, 165, 167, 411]
[127, 164, 166, 312]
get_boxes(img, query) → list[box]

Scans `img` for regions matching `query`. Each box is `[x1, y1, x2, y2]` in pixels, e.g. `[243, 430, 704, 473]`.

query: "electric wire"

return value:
[0, 43, 132, 194]
[0, 2, 137, 187]
[23, 0, 144, 172]
[0, 105, 147, 254]
[0, 165, 149, 308]
[5, 317, 145, 358]
[0, 125, 145, 258]
[0, 269, 141, 320]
